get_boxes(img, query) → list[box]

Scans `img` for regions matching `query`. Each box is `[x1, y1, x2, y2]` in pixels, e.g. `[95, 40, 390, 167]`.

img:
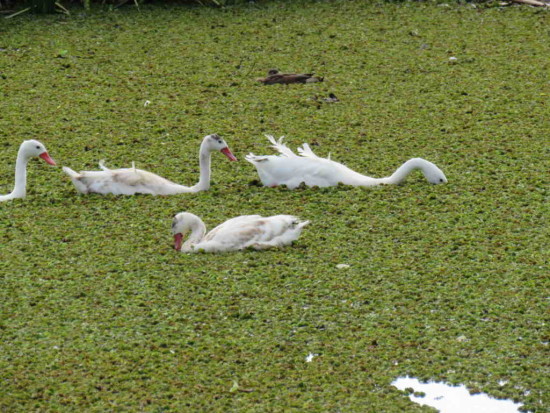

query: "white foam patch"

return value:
[392, 377, 523, 413]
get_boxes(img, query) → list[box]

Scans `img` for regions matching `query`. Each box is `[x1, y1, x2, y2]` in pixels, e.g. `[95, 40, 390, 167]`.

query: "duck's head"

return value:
[203, 134, 237, 161]
[267, 69, 280, 76]
[20, 140, 56, 165]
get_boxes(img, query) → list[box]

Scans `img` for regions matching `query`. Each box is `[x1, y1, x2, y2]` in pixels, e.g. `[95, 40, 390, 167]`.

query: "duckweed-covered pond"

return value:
[0, 1, 548, 411]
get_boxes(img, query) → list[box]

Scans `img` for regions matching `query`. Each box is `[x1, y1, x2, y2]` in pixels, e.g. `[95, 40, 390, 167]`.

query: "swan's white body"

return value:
[246, 135, 447, 189]
[62, 134, 237, 195]
[0, 140, 56, 202]
[172, 212, 309, 253]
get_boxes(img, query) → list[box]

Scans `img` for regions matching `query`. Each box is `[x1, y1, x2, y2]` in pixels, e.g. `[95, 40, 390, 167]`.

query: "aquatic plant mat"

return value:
[0, 1, 548, 411]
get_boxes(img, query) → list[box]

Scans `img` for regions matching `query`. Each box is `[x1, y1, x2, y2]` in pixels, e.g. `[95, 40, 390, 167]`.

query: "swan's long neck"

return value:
[0, 148, 29, 201]
[181, 218, 207, 251]
[191, 142, 212, 192]
[351, 158, 440, 186]
[385, 158, 438, 185]
[166, 142, 212, 194]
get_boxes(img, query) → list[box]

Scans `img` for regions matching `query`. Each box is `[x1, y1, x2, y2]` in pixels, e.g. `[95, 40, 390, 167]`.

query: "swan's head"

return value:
[426, 165, 448, 184]
[20, 140, 56, 165]
[172, 212, 204, 251]
[404, 158, 447, 184]
[203, 134, 237, 161]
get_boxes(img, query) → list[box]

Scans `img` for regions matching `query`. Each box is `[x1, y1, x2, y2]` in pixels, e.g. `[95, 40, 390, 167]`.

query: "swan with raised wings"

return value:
[63, 134, 237, 195]
[172, 212, 309, 253]
[246, 135, 447, 189]
[1, 140, 56, 202]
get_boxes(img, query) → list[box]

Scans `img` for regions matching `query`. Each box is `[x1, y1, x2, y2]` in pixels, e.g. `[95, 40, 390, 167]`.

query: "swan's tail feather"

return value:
[266, 134, 278, 147]
[98, 160, 110, 171]
[62, 166, 81, 179]
[245, 153, 269, 163]
[297, 143, 321, 159]
[265, 134, 296, 158]
[296, 220, 310, 230]
[289, 217, 310, 230]
[63, 166, 89, 193]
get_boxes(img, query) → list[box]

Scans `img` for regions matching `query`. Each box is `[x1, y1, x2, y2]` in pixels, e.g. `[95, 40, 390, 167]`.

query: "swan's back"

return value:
[246, 135, 374, 188]
[246, 153, 368, 188]
[63, 164, 188, 195]
[195, 215, 309, 252]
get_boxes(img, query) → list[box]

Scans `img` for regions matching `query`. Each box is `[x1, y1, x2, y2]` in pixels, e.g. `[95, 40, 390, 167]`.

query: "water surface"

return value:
[392, 377, 523, 413]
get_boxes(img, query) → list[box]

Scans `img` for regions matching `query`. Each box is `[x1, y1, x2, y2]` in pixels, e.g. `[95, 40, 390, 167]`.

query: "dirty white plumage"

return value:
[0, 140, 56, 202]
[62, 134, 237, 195]
[245, 135, 447, 189]
[172, 212, 310, 253]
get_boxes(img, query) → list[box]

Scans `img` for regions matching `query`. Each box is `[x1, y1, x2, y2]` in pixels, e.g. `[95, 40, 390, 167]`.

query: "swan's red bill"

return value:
[174, 233, 183, 251]
[221, 147, 237, 161]
[39, 152, 56, 166]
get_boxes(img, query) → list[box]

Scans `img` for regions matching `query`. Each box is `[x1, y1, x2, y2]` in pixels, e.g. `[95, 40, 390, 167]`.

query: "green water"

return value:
[0, 1, 548, 411]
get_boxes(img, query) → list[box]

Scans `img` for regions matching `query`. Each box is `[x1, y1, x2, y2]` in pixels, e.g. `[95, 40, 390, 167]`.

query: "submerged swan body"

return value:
[172, 212, 310, 253]
[63, 134, 237, 195]
[0, 140, 56, 202]
[246, 135, 447, 189]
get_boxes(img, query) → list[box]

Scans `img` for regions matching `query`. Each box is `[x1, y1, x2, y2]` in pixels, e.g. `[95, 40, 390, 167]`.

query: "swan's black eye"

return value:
[36, 146, 40, 149]
[439, 178, 444, 183]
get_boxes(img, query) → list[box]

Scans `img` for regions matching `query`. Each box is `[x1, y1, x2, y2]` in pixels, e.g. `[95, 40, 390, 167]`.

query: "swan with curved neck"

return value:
[172, 212, 310, 253]
[245, 135, 447, 189]
[0, 140, 56, 202]
[62, 134, 237, 195]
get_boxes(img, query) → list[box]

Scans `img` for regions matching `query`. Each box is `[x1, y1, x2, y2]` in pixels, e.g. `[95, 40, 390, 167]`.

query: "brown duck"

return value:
[257, 69, 324, 85]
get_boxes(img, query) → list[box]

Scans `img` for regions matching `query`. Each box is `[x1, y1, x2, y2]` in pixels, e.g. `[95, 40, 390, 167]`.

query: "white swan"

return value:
[62, 134, 237, 195]
[1, 140, 56, 202]
[172, 212, 310, 253]
[245, 135, 448, 189]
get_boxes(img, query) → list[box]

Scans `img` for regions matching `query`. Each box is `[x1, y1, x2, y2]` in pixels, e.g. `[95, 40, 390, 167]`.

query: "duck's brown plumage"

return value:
[257, 69, 324, 85]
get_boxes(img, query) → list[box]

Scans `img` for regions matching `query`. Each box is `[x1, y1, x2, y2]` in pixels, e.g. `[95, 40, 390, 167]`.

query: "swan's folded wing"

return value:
[110, 168, 177, 187]
[81, 167, 182, 195]
[204, 215, 305, 248]
[204, 215, 263, 242]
